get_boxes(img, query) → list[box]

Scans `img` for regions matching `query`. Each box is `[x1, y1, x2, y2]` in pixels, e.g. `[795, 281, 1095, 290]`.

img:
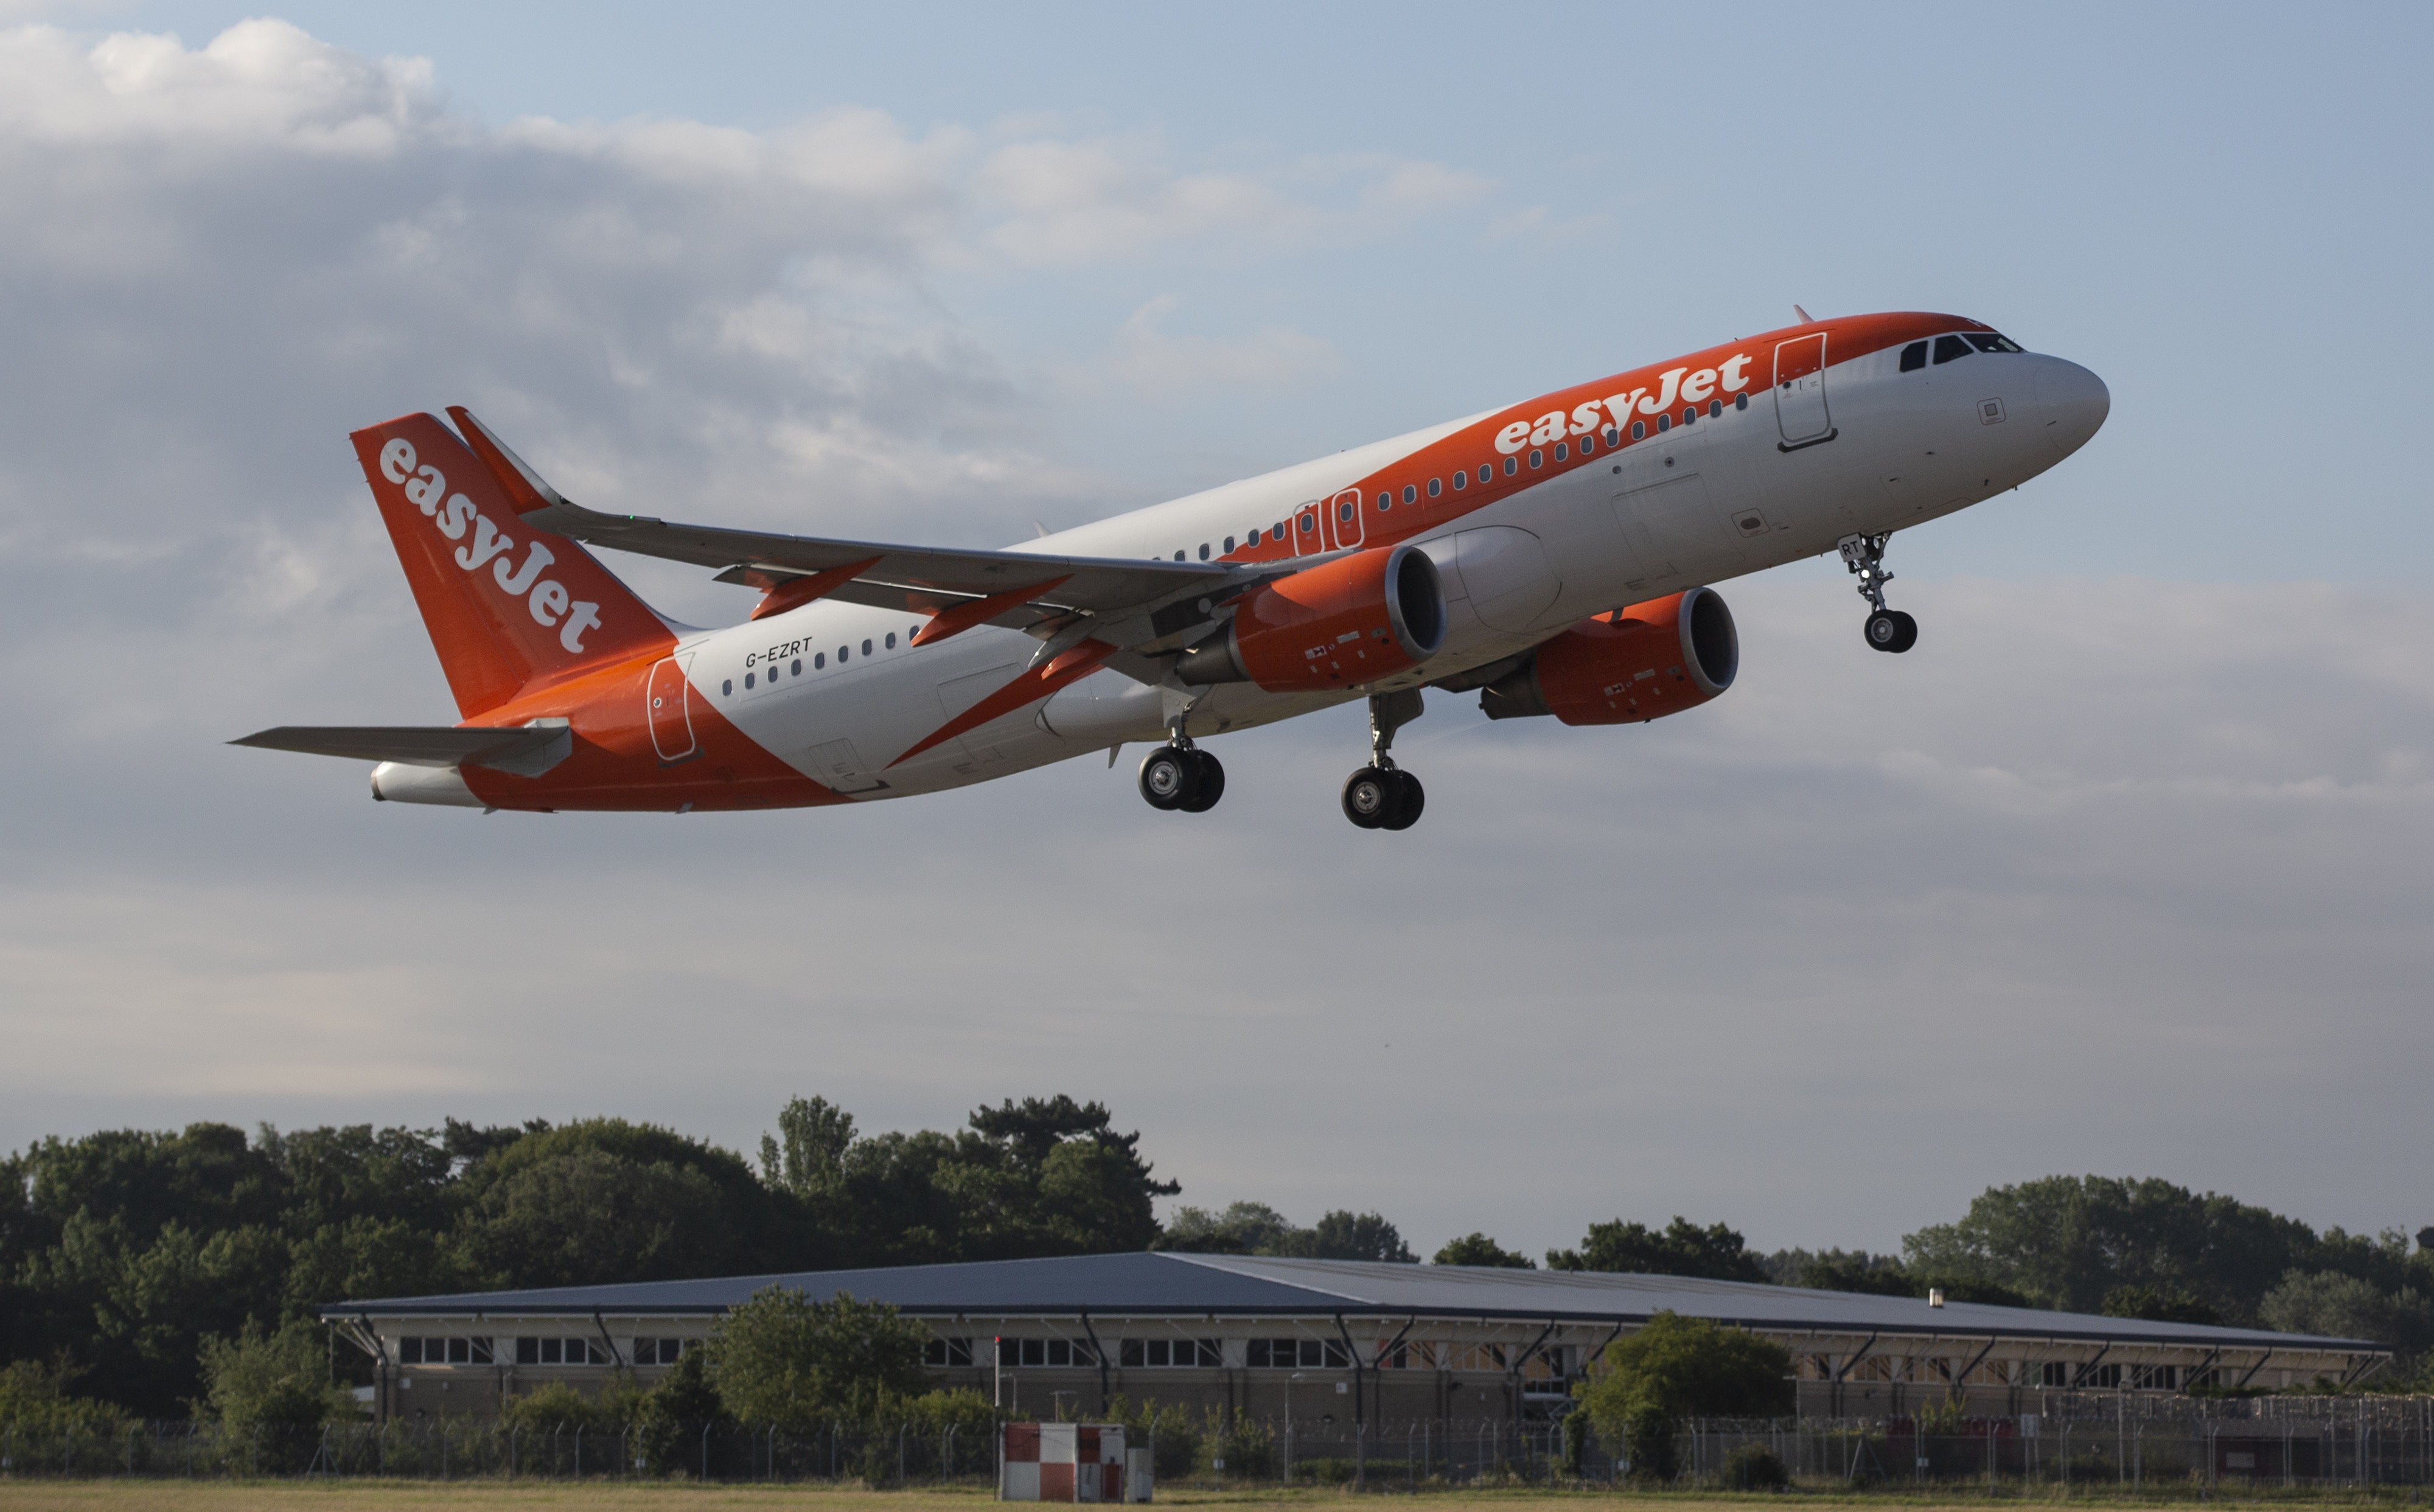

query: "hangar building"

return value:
[321, 1252, 2384, 1423]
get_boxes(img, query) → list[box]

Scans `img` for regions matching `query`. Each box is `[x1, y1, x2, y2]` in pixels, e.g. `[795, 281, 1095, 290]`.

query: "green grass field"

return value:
[1, 1486, 2425, 1512]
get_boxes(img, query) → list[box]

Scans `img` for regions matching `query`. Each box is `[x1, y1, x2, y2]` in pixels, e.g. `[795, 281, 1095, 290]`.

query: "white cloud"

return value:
[1107, 294, 1341, 392]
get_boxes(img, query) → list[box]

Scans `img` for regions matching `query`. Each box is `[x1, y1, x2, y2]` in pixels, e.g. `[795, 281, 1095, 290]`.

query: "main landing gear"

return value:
[1342, 689, 1425, 832]
[1839, 531, 1918, 653]
[1139, 702, 1224, 813]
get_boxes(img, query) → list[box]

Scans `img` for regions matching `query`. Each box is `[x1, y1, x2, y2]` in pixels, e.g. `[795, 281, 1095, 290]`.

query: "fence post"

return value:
[701, 1421, 711, 1482]
[899, 1423, 908, 1485]
[576, 1425, 584, 1480]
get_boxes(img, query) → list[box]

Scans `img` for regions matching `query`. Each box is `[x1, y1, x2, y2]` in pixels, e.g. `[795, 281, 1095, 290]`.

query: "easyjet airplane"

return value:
[237, 310, 2107, 830]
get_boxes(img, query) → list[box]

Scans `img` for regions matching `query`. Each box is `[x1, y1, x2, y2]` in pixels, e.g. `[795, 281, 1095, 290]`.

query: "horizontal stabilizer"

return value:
[230, 722, 570, 775]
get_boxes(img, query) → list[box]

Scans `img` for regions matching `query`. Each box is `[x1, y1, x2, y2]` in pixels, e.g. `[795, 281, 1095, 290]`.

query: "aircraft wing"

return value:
[452, 403, 1249, 638]
[229, 724, 566, 770]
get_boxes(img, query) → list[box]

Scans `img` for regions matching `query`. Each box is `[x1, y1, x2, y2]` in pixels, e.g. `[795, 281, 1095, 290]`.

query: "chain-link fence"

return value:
[7, 1396, 2434, 1488]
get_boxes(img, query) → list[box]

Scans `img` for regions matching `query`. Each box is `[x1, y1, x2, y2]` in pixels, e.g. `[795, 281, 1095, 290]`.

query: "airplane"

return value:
[235, 310, 2107, 831]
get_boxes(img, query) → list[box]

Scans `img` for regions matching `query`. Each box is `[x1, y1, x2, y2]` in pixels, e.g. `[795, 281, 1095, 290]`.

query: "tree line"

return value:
[3, 1093, 2429, 1421]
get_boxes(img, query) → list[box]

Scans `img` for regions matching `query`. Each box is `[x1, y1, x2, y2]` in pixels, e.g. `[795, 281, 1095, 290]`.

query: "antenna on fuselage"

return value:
[1793, 304, 1814, 323]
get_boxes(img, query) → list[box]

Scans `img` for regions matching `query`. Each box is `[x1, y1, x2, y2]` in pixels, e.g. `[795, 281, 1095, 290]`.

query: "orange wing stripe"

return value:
[888, 639, 1114, 767]
[748, 558, 882, 621]
[910, 577, 1071, 647]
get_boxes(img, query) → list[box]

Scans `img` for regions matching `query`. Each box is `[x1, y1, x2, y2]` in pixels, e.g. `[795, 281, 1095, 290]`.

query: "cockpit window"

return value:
[1967, 332, 2026, 354]
[1899, 341, 1928, 372]
[1932, 334, 1974, 364]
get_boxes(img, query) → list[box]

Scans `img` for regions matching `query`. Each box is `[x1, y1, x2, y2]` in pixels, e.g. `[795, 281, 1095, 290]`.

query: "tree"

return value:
[1575, 1312, 1791, 1482]
[198, 1319, 354, 1426]
[1549, 1218, 1767, 1283]
[1286, 1211, 1415, 1263]
[1434, 1233, 1535, 1268]
[636, 1345, 728, 1474]
[705, 1287, 927, 1430]
[2261, 1270, 2434, 1356]
[760, 1096, 856, 1197]
[1901, 1175, 2317, 1323]
[0, 1357, 125, 1434]
[1154, 1203, 1295, 1255]
[2103, 1284, 2222, 1326]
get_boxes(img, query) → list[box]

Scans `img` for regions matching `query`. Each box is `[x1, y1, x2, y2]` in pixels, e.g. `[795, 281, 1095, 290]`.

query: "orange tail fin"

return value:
[351, 413, 674, 719]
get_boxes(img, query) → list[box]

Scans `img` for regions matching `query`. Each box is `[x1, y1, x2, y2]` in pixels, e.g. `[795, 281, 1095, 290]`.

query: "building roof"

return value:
[319, 1251, 2377, 1353]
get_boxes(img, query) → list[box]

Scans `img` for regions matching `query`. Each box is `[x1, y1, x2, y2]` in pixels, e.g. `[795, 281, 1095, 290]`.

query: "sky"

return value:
[0, 1, 2428, 1264]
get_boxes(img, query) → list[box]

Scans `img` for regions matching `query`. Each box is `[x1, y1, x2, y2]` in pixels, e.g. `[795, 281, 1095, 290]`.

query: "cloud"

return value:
[1106, 295, 1341, 393]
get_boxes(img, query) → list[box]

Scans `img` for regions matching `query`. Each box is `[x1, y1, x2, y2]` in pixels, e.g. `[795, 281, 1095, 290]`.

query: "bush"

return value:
[1201, 1408, 1271, 1479]
[498, 1374, 646, 1435]
[197, 1320, 356, 1427]
[635, 1347, 727, 1474]
[1576, 1311, 1793, 1483]
[1723, 1442, 1790, 1489]
[1101, 1393, 1201, 1478]
[705, 1286, 926, 1430]
[0, 1357, 128, 1435]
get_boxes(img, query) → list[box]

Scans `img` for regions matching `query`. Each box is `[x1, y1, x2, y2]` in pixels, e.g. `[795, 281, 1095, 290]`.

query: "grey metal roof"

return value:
[318, 1250, 2377, 1353]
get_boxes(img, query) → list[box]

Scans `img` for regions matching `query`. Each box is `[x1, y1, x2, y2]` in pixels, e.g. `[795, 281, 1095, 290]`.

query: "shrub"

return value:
[0, 1358, 128, 1435]
[1201, 1408, 1271, 1479]
[197, 1320, 356, 1427]
[1723, 1442, 1790, 1489]
[1576, 1311, 1792, 1483]
[1101, 1393, 1200, 1478]
[705, 1286, 926, 1430]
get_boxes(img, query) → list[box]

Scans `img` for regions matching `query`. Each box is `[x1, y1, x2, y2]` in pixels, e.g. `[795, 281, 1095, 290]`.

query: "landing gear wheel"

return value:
[1138, 747, 1196, 811]
[1379, 769, 1424, 831]
[1342, 766, 1393, 829]
[1864, 609, 1918, 653]
[1177, 750, 1225, 812]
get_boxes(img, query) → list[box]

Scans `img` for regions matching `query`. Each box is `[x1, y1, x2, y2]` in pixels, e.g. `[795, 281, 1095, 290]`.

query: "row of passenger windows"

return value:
[724, 627, 922, 696]
[1160, 393, 1754, 562]
[1899, 330, 2026, 372]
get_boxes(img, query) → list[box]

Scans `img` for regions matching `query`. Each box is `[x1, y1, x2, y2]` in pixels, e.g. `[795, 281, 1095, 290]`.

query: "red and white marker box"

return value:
[1000, 1423, 1148, 1502]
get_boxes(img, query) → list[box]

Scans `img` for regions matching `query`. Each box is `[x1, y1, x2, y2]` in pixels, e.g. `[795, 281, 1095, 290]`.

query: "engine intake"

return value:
[1480, 586, 1738, 724]
[1177, 543, 1446, 691]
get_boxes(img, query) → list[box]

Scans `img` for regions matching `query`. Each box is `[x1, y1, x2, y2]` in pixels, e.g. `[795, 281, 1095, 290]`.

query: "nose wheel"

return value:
[1342, 689, 1426, 831]
[1841, 532, 1919, 654]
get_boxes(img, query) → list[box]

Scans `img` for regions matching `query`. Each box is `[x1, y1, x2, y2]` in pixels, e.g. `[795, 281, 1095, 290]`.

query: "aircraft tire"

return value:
[1865, 609, 1919, 653]
[1342, 767, 1393, 829]
[1379, 770, 1424, 831]
[1139, 747, 1197, 810]
[1179, 750, 1225, 812]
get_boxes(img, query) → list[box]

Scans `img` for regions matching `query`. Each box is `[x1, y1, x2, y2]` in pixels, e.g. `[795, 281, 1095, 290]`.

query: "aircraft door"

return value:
[1325, 487, 1365, 551]
[1773, 333, 1835, 447]
[646, 654, 697, 764]
[1292, 500, 1324, 556]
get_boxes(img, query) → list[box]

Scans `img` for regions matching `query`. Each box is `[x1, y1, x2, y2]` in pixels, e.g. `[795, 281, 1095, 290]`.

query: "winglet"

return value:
[1793, 304, 1814, 324]
[448, 406, 568, 517]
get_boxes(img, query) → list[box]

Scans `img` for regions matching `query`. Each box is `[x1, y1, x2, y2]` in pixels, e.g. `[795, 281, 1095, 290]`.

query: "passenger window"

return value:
[1528, 450, 1543, 468]
[1681, 408, 1695, 426]
[1900, 341, 1929, 372]
[1223, 535, 1235, 552]
[1451, 472, 1465, 490]
[815, 653, 825, 669]
[1967, 332, 2026, 353]
[838, 646, 849, 662]
[1708, 400, 1722, 418]
[885, 632, 897, 649]
[1400, 485, 1415, 505]
[1198, 543, 1210, 560]
[1428, 477, 1441, 496]
[1579, 433, 1594, 453]
[1656, 414, 1670, 433]
[1735, 393, 1748, 410]
[722, 679, 733, 695]
[791, 658, 802, 674]
[1631, 420, 1645, 439]
[1173, 551, 1184, 561]
[1933, 334, 1973, 364]
[744, 672, 755, 688]
[1553, 442, 1567, 460]
[1299, 514, 1314, 533]
[1272, 523, 1285, 541]
[862, 639, 873, 655]
[1604, 427, 1620, 445]
[1502, 458, 1516, 476]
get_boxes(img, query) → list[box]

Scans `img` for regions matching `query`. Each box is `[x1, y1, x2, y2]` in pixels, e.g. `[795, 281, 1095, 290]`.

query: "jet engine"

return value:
[1176, 542, 1446, 692]
[1478, 586, 1737, 724]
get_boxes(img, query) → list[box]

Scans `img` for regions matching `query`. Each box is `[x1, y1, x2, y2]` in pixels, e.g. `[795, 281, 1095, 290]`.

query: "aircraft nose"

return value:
[2038, 358, 2110, 458]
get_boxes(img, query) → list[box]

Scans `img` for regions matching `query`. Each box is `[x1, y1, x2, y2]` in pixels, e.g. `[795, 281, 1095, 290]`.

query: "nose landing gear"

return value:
[1342, 689, 1425, 831]
[1840, 532, 1917, 653]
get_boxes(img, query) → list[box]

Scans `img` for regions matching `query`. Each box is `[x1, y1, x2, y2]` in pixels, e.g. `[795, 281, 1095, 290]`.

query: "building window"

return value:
[2037, 1362, 2067, 1387]
[1120, 1339, 1221, 1368]
[517, 1337, 607, 1366]
[1009, 1338, 1095, 1368]
[1248, 1339, 1350, 1369]
[632, 1338, 690, 1365]
[2132, 1364, 2178, 1390]
[923, 1337, 974, 1367]
[401, 1337, 492, 1365]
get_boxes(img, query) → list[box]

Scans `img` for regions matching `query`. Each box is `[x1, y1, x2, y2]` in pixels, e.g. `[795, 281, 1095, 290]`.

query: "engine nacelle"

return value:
[1176, 542, 1446, 692]
[1479, 586, 1738, 725]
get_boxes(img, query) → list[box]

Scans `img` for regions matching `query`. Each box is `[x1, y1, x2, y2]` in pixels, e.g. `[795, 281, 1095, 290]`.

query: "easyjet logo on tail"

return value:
[378, 437, 601, 654]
